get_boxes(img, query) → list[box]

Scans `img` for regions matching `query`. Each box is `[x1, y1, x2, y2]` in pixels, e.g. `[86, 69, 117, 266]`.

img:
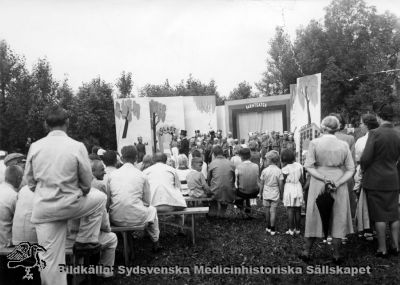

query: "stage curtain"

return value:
[237, 110, 283, 139]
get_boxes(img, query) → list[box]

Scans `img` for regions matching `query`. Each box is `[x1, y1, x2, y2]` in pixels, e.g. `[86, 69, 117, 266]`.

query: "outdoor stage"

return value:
[113, 73, 321, 153]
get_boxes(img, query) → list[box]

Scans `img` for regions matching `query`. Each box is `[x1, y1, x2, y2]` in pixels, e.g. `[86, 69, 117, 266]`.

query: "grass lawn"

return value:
[97, 203, 398, 284]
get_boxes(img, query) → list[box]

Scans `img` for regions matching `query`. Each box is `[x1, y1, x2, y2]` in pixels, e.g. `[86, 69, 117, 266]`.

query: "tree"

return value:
[139, 79, 174, 97]
[140, 75, 224, 106]
[149, 99, 166, 153]
[260, 0, 400, 121]
[116, 71, 133, 98]
[228, 81, 255, 101]
[70, 77, 116, 150]
[3, 67, 34, 151]
[0, 40, 25, 149]
[57, 78, 75, 110]
[256, 27, 302, 96]
[27, 58, 59, 141]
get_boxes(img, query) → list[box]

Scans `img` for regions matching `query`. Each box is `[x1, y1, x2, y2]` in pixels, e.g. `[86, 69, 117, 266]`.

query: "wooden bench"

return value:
[184, 196, 212, 207]
[110, 225, 145, 266]
[158, 207, 209, 245]
[0, 246, 73, 256]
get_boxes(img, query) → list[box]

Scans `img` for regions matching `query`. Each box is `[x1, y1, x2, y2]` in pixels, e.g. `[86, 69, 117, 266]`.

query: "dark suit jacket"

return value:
[179, 138, 190, 157]
[360, 123, 400, 191]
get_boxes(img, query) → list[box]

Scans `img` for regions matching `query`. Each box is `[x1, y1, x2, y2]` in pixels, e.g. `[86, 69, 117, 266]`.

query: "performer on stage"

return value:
[135, 136, 146, 163]
[179, 130, 190, 157]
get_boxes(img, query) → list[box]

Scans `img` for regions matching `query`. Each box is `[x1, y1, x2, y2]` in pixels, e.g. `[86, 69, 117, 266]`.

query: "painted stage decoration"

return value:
[114, 99, 141, 138]
[149, 99, 167, 153]
[114, 96, 217, 154]
[290, 73, 321, 160]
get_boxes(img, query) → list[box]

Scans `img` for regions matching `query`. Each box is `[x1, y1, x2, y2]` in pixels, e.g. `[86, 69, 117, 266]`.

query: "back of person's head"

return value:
[91, 145, 101, 155]
[265, 150, 280, 166]
[121, 145, 137, 163]
[90, 159, 105, 180]
[45, 106, 69, 128]
[88, 153, 100, 161]
[321, 116, 340, 134]
[240, 138, 245, 144]
[166, 158, 176, 168]
[140, 154, 153, 171]
[90, 159, 102, 171]
[153, 152, 167, 164]
[5, 165, 23, 189]
[239, 148, 251, 161]
[361, 113, 379, 131]
[329, 113, 345, 130]
[191, 157, 203, 170]
[177, 154, 188, 169]
[212, 145, 223, 157]
[377, 103, 394, 122]
[280, 149, 296, 164]
[101, 150, 117, 167]
[249, 141, 257, 151]
[192, 149, 202, 158]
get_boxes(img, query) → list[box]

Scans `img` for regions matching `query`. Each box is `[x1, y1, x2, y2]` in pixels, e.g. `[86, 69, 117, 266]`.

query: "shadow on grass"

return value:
[97, 203, 399, 285]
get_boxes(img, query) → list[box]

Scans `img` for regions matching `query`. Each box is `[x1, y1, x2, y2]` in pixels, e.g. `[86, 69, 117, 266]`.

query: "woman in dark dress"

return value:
[360, 104, 400, 257]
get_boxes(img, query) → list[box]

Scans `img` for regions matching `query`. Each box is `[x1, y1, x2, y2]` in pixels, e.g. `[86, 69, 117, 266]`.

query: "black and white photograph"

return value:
[0, 0, 400, 284]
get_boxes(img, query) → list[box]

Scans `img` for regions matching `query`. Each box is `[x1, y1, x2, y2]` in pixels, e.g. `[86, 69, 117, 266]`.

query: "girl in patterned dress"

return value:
[281, 149, 304, 236]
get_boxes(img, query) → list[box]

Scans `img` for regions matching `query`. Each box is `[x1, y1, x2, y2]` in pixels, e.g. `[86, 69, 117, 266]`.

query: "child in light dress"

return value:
[259, 150, 283, 235]
[280, 149, 304, 236]
[176, 154, 191, 196]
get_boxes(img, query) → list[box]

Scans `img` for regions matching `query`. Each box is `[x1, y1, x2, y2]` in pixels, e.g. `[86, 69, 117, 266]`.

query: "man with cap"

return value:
[179, 130, 190, 157]
[4, 153, 26, 168]
[135, 136, 146, 163]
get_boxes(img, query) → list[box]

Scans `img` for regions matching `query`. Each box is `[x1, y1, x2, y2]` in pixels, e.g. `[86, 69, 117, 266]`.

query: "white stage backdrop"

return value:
[237, 109, 283, 139]
[290, 73, 321, 155]
[114, 97, 152, 154]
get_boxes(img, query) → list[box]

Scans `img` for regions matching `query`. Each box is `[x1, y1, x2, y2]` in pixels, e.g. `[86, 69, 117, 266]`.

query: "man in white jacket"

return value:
[108, 145, 161, 252]
[23, 106, 107, 285]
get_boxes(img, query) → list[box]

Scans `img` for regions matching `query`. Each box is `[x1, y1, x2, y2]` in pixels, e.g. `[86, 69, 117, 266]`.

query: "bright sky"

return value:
[0, 0, 399, 97]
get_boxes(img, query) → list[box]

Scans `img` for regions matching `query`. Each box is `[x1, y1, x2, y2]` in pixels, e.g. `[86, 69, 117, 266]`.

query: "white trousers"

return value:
[35, 189, 106, 285]
[146, 215, 160, 242]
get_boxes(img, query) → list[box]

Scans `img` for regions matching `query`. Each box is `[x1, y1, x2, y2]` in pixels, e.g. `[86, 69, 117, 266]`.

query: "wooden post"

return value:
[152, 112, 157, 153]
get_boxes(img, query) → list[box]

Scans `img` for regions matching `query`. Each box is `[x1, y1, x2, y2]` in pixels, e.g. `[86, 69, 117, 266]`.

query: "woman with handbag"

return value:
[300, 116, 355, 263]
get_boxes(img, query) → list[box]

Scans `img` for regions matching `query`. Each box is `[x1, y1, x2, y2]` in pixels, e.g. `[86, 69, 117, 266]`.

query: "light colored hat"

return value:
[97, 149, 106, 156]
[4, 153, 25, 166]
